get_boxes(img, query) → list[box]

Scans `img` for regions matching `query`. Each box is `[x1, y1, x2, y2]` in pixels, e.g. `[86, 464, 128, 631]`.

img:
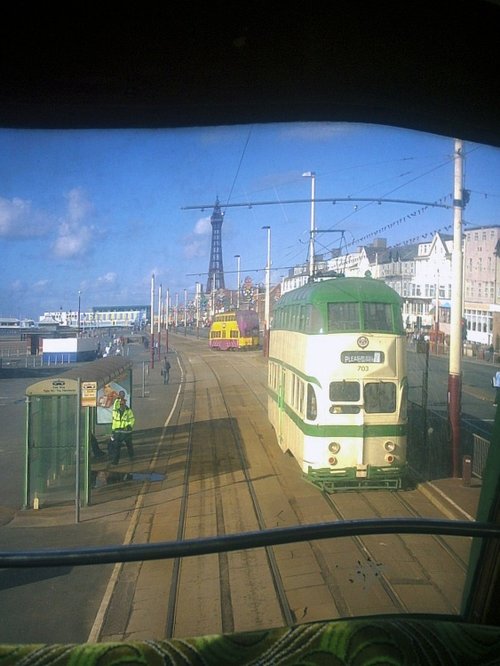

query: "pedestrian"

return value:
[109, 396, 135, 464]
[493, 370, 500, 407]
[162, 356, 171, 384]
[113, 390, 126, 411]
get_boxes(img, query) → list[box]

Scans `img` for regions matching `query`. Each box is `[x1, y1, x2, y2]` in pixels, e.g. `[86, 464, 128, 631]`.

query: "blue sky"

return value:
[1, 122, 499, 320]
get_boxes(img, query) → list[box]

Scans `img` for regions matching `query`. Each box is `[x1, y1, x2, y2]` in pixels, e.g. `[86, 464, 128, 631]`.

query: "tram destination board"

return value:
[341, 351, 385, 364]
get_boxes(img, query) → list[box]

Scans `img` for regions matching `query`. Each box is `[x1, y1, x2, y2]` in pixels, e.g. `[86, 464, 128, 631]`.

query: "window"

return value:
[363, 303, 393, 332]
[330, 381, 360, 402]
[306, 384, 317, 420]
[328, 303, 359, 331]
[364, 382, 396, 413]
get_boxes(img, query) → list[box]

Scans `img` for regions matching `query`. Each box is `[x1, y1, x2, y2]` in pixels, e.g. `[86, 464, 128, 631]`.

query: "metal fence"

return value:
[407, 402, 490, 481]
[472, 434, 490, 479]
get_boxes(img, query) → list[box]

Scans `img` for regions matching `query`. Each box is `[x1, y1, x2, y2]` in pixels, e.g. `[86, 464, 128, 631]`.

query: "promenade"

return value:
[0, 334, 485, 643]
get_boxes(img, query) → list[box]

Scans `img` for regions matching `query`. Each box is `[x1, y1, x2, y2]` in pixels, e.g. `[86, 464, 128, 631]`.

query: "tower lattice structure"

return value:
[206, 198, 225, 293]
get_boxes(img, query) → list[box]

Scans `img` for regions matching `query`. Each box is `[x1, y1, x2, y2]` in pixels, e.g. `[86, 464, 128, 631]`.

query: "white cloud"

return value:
[183, 215, 210, 258]
[53, 221, 93, 258]
[194, 216, 211, 234]
[96, 272, 117, 287]
[281, 122, 353, 141]
[32, 279, 51, 292]
[65, 186, 93, 222]
[0, 196, 49, 238]
[52, 187, 95, 259]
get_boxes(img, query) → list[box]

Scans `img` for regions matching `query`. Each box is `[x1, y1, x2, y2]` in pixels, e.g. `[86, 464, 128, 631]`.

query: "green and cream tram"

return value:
[268, 275, 408, 492]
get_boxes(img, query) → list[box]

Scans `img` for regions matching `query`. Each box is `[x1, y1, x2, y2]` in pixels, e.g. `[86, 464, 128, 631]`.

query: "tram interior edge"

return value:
[1, 2, 500, 663]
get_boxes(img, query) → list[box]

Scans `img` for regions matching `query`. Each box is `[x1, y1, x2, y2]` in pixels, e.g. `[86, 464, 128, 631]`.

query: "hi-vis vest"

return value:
[111, 406, 135, 431]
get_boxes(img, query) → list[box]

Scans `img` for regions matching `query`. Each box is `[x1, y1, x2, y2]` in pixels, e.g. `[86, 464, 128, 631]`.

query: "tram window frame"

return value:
[328, 302, 360, 331]
[309, 305, 323, 333]
[329, 380, 360, 402]
[299, 305, 310, 332]
[364, 381, 397, 413]
[363, 302, 393, 332]
[306, 384, 317, 420]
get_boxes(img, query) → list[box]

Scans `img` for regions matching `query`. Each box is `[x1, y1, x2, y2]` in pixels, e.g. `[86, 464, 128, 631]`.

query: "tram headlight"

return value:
[384, 440, 396, 452]
[328, 441, 341, 454]
[385, 454, 395, 464]
[329, 457, 338, 466]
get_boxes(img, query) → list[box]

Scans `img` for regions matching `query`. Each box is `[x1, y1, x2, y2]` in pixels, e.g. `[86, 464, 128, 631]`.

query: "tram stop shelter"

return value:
[24, 357, 133, 511]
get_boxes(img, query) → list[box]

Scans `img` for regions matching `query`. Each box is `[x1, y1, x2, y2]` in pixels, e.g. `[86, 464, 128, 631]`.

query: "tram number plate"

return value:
[341, 351, 385, 363]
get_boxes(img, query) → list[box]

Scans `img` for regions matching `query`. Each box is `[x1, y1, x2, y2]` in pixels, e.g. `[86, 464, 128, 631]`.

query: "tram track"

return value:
[163, 351, 196, 637]
[191, 351, 295, 628]
[100, 338, 478, 638]
[213, 349, 472, 619]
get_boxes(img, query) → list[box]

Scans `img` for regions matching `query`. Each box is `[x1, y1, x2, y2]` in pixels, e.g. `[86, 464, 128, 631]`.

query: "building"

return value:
[40, 305, 150, 330]
[463, 226, 500, 347]
[279, 226, 500, 350]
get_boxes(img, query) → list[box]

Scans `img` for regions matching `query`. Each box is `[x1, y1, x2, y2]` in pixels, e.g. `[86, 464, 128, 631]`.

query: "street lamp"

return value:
[184, 288, 188, 335]
[234, 254, 241, 309]
[262, 226, 271, 331]
[195, 281, 201, 337]
[157, 282, 162, 361]
[77, 290, 81, 335]
[302, 171, 316, 279]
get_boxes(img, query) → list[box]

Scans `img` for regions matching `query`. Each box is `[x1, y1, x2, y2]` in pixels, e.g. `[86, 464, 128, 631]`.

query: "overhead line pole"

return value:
[150, 274, 155, 369]
[448, 139, 464, 478]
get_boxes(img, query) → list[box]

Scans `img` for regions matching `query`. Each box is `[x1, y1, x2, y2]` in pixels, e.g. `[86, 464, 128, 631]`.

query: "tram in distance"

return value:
[268, 275, 408, 492]
[208, 309, 260, 351]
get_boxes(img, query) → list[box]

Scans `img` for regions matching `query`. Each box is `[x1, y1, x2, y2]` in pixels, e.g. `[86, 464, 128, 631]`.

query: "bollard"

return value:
[462, 454, 472, 487]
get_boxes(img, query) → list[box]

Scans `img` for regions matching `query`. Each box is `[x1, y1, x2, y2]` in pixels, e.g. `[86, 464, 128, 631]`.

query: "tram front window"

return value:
[328, 303, 360, 331]
[363, 302, 393, 332]
[364, 381, 396, 413]
[329, 381, 360, 402]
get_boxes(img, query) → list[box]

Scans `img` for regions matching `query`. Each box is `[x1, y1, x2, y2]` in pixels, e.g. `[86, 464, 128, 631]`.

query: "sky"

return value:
[1, 122, 499, 320]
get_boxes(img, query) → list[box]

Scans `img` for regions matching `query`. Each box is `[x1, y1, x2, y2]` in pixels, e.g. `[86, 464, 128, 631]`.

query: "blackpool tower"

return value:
[206, 198, 225, 293]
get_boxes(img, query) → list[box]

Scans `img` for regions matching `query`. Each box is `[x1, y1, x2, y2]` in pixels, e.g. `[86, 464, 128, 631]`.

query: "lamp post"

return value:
[234, 254, 241, 309]
[165, 288, 170, 353]
[157, 283, 162, 361]
[195, 282, 201, 337]
[77, 290, 81, 335]
[184, 288, 188, 336]
[448, 138, 464, 478]
[302, 171, 316, 280]
[262, 226, 271, 355]
[150, 274, 155, 368]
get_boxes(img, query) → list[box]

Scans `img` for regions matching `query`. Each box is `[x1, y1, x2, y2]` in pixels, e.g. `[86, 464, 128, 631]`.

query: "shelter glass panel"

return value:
[27, 395, 86, 506]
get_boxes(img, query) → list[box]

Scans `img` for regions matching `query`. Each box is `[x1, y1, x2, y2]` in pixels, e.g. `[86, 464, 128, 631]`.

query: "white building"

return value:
[40, 305, 149, 330]
[280, 226, 500, 349]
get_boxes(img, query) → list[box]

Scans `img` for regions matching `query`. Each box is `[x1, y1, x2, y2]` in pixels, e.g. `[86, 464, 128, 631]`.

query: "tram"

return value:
[268, 275, 408, 491]
[208, 310, 260, 351]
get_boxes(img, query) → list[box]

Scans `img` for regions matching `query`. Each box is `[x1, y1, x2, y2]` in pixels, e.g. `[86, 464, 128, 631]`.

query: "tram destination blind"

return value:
[341, 351, 385, 364]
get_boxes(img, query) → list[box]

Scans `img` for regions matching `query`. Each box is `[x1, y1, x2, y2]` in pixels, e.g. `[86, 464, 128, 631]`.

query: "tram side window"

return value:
[328, 302, 360, 331]
[299, 305, 311, 332]
[364, 382, 396, 413]
[306, 384, 317, 420]
[309, 305, 324, 333]
[363, 302, 393, 332]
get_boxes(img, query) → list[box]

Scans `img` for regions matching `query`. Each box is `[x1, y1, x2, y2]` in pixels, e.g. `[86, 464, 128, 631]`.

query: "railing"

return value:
[472, 434, 490, 479]
[407, 402, 491, 481]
